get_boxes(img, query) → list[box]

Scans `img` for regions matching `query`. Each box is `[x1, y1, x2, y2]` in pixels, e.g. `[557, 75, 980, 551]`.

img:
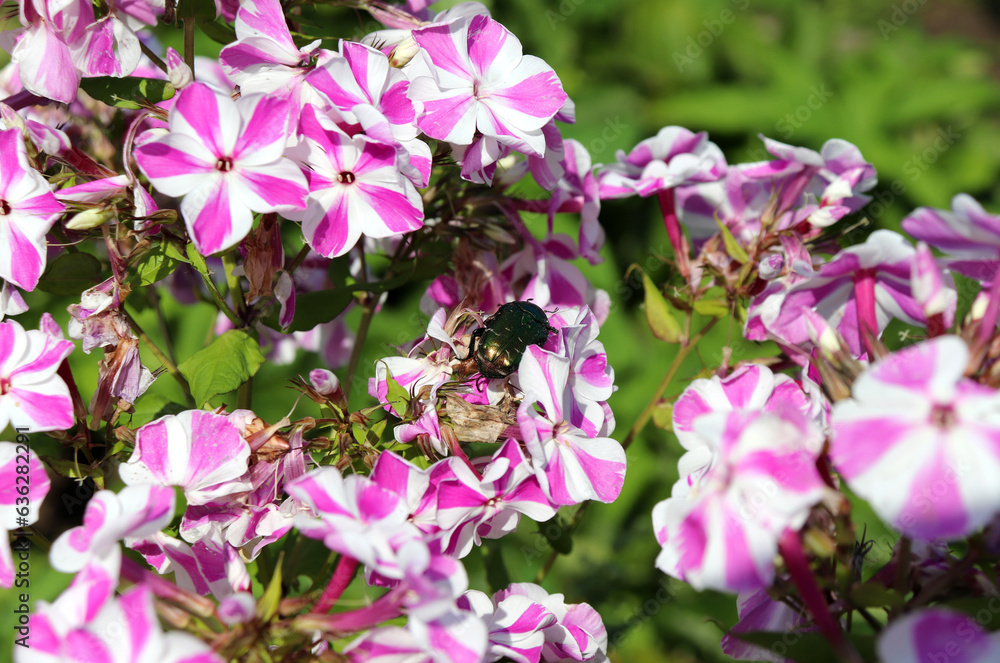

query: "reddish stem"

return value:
[314, 556, 359, 613]
[656, 188, 690, 281]
[121, 556, 215, 616]
[779, 529, 859, 662]
[853, 269, 878, 358]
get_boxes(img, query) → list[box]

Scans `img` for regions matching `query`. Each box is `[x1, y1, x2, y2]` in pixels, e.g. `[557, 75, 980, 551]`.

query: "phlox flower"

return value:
[49, 484, 175, 574]
[459, 589, 557, 663]
[495, 583, 608, 663]
[130, 526, 251, 599]
[0, 128, 65, 291]
[133, 82, 308, 255]
[436, 439, 558, 558]
[720, 587, 814, 663]
[119, 410, 252, 505]
[218, 0, 325, 104]
[596, 126, 726, 199]
[672, 364, 816, 451]
[516, 345, 626, 505]
[547, 139, 604, 265]
[830, 335, 1000, 541]
[0, 318, 75, 432]
[0, 441, 50, 588]
[877, 608, 1000, 663]
[745, 229, 948, 358]
[345, 611, 487, 663]
[653, 409, 826, 593]
[902, 193, 1000, 283]
[79, 0, 164, 79]
[676, 136, 875, 247]
[284, 104, 424, 258]
[10, 0, 93, 103]
[288, 465, 423, 580]
[408, 14, 568, 156]
[16, 583, 223, 663]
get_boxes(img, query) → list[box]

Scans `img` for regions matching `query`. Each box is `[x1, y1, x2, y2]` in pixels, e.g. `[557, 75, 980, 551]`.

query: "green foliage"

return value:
[177, 329, 265, 406]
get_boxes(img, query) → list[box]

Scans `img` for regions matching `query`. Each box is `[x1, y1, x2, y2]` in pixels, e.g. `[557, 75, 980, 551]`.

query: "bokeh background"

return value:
[4, 0, 1000, 660]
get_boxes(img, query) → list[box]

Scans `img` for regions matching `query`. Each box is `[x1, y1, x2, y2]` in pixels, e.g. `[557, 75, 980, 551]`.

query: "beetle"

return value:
[464, 301, 557, 380]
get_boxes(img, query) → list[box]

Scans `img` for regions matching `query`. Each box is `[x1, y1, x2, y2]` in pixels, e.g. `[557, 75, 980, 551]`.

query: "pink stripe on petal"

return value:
[2, 218, 46, 290]
[356, 183, 422, 234]
[466, 16, 508, 74]
[304, 193, 355, 257]
[412, 22, 473, 79]
[10, 387, 73, 430]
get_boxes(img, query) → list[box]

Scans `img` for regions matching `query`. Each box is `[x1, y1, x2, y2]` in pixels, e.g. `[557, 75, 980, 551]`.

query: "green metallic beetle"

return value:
[465, 301, 557, 380]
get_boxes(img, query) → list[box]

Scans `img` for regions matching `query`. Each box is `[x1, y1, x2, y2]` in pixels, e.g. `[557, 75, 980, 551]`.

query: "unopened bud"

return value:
[388, 36, 420, 68]
[166, 48, 193, 88]
[65, 207, 116, 230]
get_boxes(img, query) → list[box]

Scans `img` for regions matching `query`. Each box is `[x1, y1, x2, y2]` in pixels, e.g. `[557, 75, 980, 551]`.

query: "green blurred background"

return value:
[5, 0, 1000, 660]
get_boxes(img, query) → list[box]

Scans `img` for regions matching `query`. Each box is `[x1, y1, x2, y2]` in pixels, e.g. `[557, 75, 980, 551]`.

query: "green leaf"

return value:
[134, 241, 188, 286]
[178, 330, 265, 406]
[639, 270, 682, 343]
[257, 553, 283, 622]
[715, 217, 751, 264]
[197, 18, 238, 45]
[37, 252, 103, 296]
[79, 77, 175, 110]
[43, 457, 104, 481]
[693, 298, 731, 318]
[384, 369, 410, 419]
[277, 288, 356, 332]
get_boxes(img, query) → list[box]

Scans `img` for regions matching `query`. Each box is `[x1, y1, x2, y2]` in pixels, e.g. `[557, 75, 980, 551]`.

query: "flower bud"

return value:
[388, 36, 420, 68]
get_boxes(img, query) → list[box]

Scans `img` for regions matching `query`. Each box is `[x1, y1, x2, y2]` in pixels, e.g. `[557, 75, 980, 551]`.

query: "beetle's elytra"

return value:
[466, 301, 556, 380]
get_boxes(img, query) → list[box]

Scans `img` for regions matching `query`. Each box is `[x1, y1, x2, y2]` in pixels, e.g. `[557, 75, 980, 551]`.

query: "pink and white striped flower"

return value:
[49, 484, 175, 574]
[516, 346, 626, 505]
[672, 364, 816, 451]
[496, 583, 608, 663]
[17, 584, 223, 663]
[0, 128, 65, 291]
[720, 587, 814, 663]
[459, 589, 557, 663]
[0, 441, 50, 588]
[130, 526, 251, 599]
[653, 409, 826, 593]
[120, 410, 252, 505]
[408, 14, 568, 157]
[218, 0, 330, 106]
[830, 335, 1000, 541]
[902, 193, 1000, 283]
[285, 104, 424, 258]
[597, 126, 726, 199]
[288, 465, 423, 579]
[746, 229, 947, 358]
[877, 608, 1000, 663]
[0, 319, 75, 433]
[10, 0, 93, 103]
[345, 613, 487, 663]
[133, 82, 308, 255]
[436, 439, 558, 558]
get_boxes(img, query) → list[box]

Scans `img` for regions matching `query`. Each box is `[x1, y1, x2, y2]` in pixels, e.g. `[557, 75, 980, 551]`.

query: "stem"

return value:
[314, 556, 359, 613]
[139, 41, 168, 74]
[344, 243, 371, 399]
[657, 188, 690, 282]
[187, 244, 241, 326]
[286, 243, 312, 276]
[221, 251, 247, 321]
[238, 374, 254, 410]
[779, 529, 861, 663]
[182, 18, 195, 74]
[125, 308, 194, 406]
[853, 270, 878, 359]
[148, 287, 178, 366]
[622, 316, 718, 451]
